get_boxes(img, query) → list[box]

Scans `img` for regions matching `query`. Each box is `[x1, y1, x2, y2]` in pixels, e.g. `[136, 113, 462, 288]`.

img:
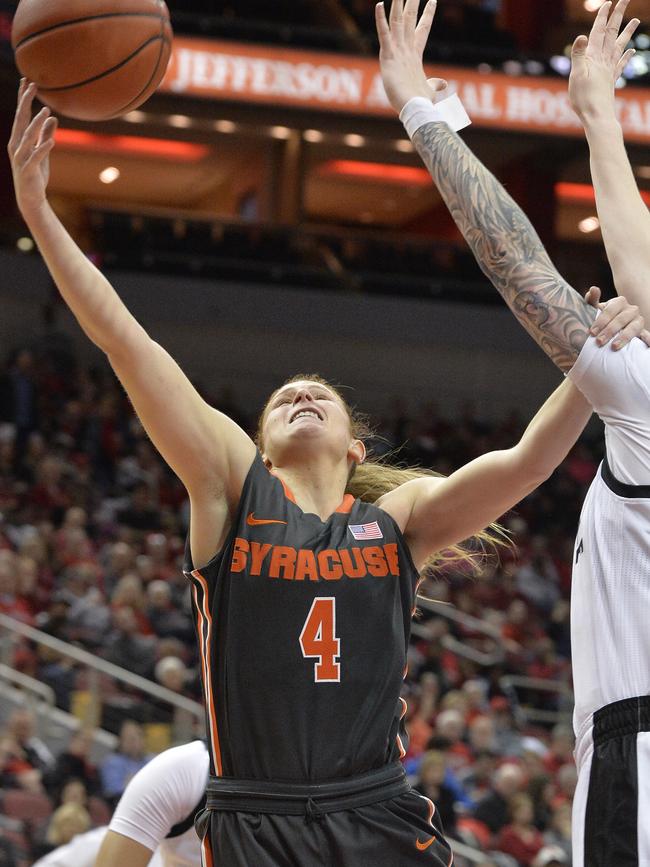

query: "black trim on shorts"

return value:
[601, 456, 650, 498]
[205, 763, 409, 817]
[584, 696, 650, 866]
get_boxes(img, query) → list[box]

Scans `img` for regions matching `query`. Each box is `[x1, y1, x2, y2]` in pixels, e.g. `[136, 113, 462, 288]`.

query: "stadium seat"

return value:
[1, 789, 53, 824]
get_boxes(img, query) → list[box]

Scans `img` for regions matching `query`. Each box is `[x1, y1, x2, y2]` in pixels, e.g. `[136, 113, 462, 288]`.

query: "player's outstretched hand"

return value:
[569, 0, 639, 124]
[375, 0, 447, 114]
[586, 286, 650, 349]
[8, 79, 58, 218]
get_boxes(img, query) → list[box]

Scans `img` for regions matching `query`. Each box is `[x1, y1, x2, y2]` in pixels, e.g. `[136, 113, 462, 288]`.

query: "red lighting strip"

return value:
[556, 181, 650, 207]
[317, 160, 432, 187]
[54, 129, 209, 162]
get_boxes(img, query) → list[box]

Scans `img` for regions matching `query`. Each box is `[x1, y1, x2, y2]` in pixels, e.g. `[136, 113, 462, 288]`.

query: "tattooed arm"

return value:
[412, 122, 596, 371]
[376, 0, 596, 372]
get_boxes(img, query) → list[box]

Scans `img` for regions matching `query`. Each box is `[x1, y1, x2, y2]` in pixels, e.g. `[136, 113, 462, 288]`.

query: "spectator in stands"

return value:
[146, 579, 193, 641]
[473, 763, 525, 836]
[468, 715, 498, 757]
[57, 778, 88, 808]
[458, 749, 498, 803]
[40, 803, 91, 857]
[45, 729, 99, 800]
[555, 763, 577, 803]
[435, 708, 470, 770]
[101, 605, 156, 679]
[414, 749, 458, 834]
[543, 724, 574, 776]
[116, 481, 161, 534]
[542, 802, 572, 864]
[495, 793, 544, 866]
[0, 731, 43, 792]
[110, 573, 151, 635]
[100, 541, 136, 596]
[532, 845, 568, 867]
[62, 564, 110, 649]
[154, 655, 188, 694]
[100, 720, 150, 808]
[3, 708, 54, 776]
[36, 591, 72, 641]
[491, 698, 523, 757]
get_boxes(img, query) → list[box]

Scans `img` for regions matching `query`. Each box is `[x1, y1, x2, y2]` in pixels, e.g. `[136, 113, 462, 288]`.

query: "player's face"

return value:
[261, 380, 356, 464]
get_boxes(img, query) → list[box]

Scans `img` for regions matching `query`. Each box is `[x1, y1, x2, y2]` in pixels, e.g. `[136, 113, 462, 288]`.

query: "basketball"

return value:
[11, 0, 173, 121]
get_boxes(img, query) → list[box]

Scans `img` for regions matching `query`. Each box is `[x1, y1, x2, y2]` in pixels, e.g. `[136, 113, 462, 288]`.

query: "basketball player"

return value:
[33, 739, 208, 867]
[376, 1, 650, 864]
[7, 77, 645, 866]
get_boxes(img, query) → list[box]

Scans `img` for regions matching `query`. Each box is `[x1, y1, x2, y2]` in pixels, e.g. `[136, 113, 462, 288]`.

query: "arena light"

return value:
[270, 126, 292, 140]
[318, 160, 431, 186]
[584, 0, 601, 10]
[99, 166, 120, 184]
[167, 114, 192, 128]
[550, 55, 571, 76]
[54, 129, 209, 162]
[578, 216, 600, 234]
[304, 129, 324, 143]
[213, 120, 237, 133]
[123, 110, 148, 123]
[394, 139, 414, 152]
[16, 237, 34, 252]
[635, 166, 650, 178]
[344, 134, 366, 148]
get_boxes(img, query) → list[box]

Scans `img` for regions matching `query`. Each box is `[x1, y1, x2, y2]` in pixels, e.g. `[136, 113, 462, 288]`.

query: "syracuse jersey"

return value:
[183, 452, 420, 783]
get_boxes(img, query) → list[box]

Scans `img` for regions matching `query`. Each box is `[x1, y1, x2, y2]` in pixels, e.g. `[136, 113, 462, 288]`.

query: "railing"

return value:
[500, 675, 573, 725]
[0, 614, 204, 744]
[414, 598, 506, 667]
[0, 661, 56, 707]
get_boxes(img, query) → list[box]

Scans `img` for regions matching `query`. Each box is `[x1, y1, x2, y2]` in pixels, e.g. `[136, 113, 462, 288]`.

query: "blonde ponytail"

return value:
[347, 459, 509, 575]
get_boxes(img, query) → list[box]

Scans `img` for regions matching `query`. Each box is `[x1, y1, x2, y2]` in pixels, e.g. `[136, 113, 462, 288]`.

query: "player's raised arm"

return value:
[376, 0, 604, 372]
[568, 0, 650, 318]
[381, 294, 646, 565]
[8, 81, 256, 534]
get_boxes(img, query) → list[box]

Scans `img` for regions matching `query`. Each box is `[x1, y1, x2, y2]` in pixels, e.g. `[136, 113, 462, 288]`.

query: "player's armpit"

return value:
[411, 121, 595, 372]
[384, 379, 592, 569]
[95, 830, 154, 867]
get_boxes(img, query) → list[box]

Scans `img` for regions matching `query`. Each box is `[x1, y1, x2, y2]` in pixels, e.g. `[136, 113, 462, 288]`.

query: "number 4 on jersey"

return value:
[299, 597, 341, 683]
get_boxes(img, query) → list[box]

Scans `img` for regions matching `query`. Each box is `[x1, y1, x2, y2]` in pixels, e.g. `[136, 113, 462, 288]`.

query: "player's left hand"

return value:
[586, 286, 650, 349]
[375, 0, 447, 114]
[569, 0, 640, 123]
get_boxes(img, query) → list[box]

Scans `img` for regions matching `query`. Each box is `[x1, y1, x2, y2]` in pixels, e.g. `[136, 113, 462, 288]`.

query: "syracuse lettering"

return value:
[230, 538, 400, 580]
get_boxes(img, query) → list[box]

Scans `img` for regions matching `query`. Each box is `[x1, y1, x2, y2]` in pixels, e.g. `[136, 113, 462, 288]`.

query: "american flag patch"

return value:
[348, 521, 383, 541]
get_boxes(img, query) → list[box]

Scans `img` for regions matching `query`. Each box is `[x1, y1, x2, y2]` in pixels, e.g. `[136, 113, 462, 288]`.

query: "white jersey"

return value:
[32, 827, 108, 867]
[568, 335, 650, 747]
[109, 739, 208, 866]
[33, 741, 209, 867]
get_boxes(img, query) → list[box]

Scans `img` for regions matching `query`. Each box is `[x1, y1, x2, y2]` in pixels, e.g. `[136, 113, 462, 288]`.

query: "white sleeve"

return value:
[108, 741, 209, 853]
[568, 335, 650, 484]
[31, 827, 108, 867]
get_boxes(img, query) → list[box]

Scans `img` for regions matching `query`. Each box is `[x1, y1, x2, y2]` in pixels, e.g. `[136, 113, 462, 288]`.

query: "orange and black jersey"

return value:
[183, 452, 421, 783]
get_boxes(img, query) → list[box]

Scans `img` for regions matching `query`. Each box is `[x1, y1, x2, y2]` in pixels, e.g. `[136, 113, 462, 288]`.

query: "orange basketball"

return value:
[11, 0, 173, 121]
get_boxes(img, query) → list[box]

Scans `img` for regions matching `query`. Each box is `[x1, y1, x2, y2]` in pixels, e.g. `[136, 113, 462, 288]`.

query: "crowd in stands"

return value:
[162, 0, 516, 60]
[0, 335, 602, 866]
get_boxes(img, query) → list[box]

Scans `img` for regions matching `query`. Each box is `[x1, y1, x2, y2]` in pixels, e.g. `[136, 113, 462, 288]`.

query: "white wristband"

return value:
[399, 94, 471, 139]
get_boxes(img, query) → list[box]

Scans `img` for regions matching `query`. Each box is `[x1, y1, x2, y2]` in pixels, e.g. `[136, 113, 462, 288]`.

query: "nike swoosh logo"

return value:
[246, 512, 288, 526]
[415, 836, 436, 852]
